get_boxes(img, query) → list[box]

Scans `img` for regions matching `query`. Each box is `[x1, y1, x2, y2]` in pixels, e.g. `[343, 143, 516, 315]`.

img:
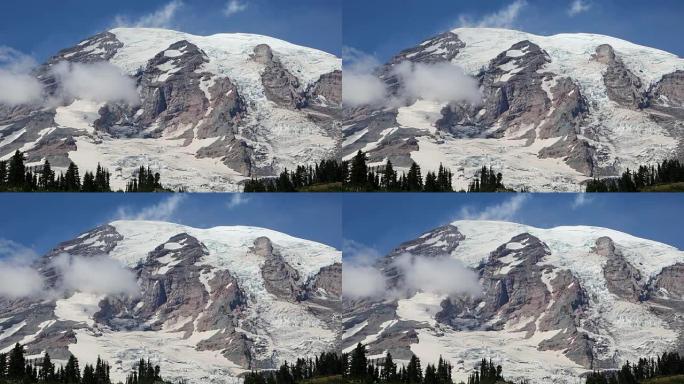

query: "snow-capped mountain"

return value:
[342, 220, 684, 384]
[0, 221, 342, 383]
[0, 28, 341, 191]
[342, 28, 684, 191]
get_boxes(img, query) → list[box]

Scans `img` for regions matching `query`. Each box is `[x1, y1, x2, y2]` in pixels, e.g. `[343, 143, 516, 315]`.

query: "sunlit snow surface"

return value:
[370, 28, 684, 191]
[355, 221, 684, 384]
[47, 221, 342, 384]
[39, 28, 341, 191]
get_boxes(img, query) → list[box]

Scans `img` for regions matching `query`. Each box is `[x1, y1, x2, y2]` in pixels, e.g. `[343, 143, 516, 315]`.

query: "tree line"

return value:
[0, 150, 172, 192]
[585, 352, 684, 384]
[243, 352, 344, 384]
[244, 151, 513, 192]
[586, 159, 684, 192]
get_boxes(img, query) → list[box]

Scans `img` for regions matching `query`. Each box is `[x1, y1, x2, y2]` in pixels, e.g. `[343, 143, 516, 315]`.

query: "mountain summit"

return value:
[0, 28, 341, 191]
[343, 28, 684, 191]
[0, 220, 342, 383]
[342, 220, 684, 383]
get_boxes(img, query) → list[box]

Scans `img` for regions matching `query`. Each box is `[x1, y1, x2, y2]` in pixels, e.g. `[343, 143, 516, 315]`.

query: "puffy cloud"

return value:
[51, 61, 140, 105]
[0, 46, 43, 106]
[343, 239, 381, 266]
[116, 194, 186, 222]
[392, 61, 482, 105]
[224, 0, 248, 17]
[0, 263, 45, 299]
[114, 0, 183, 29]
[227, 194, 250, 209]
[393, 254, 481, 297]
[457, 0, 527, 29]
[568, 0, 591, 16]
[459, 194, 529, 221]
[342, 264, 387, 299]
[342, 46, 387, 107]
[0, 239, 39, 265]
[51, 254, 139, 297]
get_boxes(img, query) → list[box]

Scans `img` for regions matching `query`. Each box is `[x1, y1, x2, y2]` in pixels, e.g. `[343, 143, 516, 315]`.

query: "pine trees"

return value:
[349, 343, 368, 380]
[349, 151, 369, 190]
[7, 343, 26, 380]
[587, 158, 684, 192]
[468, 166, 506, 192]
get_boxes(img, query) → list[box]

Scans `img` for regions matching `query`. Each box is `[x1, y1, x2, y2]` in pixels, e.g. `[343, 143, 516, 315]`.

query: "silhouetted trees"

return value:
[586, 159, 684, 192]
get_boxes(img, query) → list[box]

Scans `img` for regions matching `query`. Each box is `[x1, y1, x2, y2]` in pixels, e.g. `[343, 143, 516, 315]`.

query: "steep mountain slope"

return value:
[343, 28, 684, 191]
[0, 221, 342, 383]
[342, 220, 684, 384]
[0, 28, 341, 191]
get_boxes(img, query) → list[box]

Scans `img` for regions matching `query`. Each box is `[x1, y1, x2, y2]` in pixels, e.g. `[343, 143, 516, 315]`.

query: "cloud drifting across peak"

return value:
[52, 254, 139, 297]
[342, 46, 387, 107]
[0, 46, 44, 106]
[51, 61, 140, 105]
[224, 0, 249, 17]
[459, 194, 529, 222]
[456, 0, 527, 29]
[114, 0, 184, 29]
[568, 0, 591, 16]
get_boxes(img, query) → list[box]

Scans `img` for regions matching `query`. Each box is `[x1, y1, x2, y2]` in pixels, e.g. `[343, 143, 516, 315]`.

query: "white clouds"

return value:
[0, 239, 39, 265]
[51, 61, 140, 106]
[568, 0, 591, 16]
[0, 263, 45, 299]
[342, 46, 387, 108]
[571, 193, 592, 209]
[343, 239, 381, 266]
[457, 0, 527, 29]
[341, 46, 481, 108]
[392, 61, 482, 105]
[224, 0, 248, 17]
[459, 194, 529, 221]
[393, 254, 481, 297]
[52, 254, 139, 297]
[114, 0, 183, 29]
[116, 195, 186, 222]
[227, 194, 250, 209]
[0, 46, 43, 106]
[343, 264, 387, 299]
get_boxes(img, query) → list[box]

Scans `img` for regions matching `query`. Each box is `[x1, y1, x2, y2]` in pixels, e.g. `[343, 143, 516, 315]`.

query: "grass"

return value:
[302, 375, 349, 384]
[642, 375, 684, 383]
[640, 182, 684, 192]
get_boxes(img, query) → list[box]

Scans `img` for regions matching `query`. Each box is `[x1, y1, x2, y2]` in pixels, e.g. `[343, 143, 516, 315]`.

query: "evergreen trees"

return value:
[243, 151, 460, 192]
[468, 166, 506, 192]
[586, 159, 684, 192]
[586, 352, 684, 384]
[125, 166, 164, 192]
[243, 352, 345, 384]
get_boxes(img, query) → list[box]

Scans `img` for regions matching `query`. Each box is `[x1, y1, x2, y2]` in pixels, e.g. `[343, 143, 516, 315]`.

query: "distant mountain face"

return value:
[342, 28, 684, 191]
[342, 220, 684, 384]
[0, 221, 341, 384]
[0, 28, 341, 191]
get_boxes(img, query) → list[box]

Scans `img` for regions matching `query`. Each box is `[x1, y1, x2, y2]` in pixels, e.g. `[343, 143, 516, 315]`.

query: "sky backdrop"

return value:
[344, 0, 684, 63]
[0, 194, 342, 259]
[0, 0, 341, 61]
[343, 193, 684, 259]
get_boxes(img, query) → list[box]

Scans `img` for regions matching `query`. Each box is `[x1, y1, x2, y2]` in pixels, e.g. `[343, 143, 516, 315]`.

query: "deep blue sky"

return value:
[0, 0, 341, 61]
[344, 0, 684, 63]
[0, 194, 341, 258]
[343, 194, 684, 259]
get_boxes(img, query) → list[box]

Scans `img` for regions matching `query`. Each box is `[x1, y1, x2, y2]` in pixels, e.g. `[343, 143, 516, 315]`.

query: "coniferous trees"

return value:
[586, 159, 684, 192]
[585, 352, 684, 384]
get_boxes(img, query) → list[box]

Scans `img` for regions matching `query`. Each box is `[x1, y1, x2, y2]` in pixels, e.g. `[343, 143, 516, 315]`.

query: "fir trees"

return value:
[349, 343, 368, 380]
[349, 151, 369, 190]
[587, 158, 684, 192]
[468, 166, 506, 192]
[126, 166, 164, 192]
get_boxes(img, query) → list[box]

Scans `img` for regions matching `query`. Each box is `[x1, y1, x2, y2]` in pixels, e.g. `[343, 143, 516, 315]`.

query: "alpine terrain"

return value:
[342, 220, 684, 383]
[0, 28, 341, 191]
[0, 221, 342, 383]
[343, 28, 684, 191]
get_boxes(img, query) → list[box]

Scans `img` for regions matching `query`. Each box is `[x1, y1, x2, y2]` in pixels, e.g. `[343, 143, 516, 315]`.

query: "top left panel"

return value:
[0, 0, 342, 192]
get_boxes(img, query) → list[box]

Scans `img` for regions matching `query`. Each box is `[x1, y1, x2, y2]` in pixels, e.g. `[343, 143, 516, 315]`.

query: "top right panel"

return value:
[342, 0, 684, 192]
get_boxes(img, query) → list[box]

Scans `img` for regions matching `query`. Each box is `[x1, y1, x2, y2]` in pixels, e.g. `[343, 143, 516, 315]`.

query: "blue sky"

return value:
[343, 0, 684, 63]
[0, 0, 341, 61]
[343, 194, 684, 259]
[0, 194, 341, 259]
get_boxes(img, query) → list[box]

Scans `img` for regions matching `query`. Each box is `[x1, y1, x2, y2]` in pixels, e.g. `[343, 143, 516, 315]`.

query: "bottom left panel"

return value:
[0, 194, 342, 384]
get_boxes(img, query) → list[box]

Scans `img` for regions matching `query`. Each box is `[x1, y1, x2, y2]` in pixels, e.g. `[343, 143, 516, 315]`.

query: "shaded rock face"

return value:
[594, 44, 645, 109]
[47, 32, 123, 65]
[306, 262, 342, 299]
[646, 70, 684, 119]
[306, 70, 342, 112]
[258, 45, 306, 109]
[256, 237, 303, 301]
[649, 263, 684, 300]
[594, 237, 643, 301]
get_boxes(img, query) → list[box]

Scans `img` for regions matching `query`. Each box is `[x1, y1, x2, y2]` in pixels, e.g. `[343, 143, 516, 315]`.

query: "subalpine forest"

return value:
[0, 150, 171, 192]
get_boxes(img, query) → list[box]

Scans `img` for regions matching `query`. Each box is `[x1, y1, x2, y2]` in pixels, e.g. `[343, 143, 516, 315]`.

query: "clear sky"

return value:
[0, 193, 342, 258]
[343, 193, 684, 259]
[343, 0, 684, 63]
[0, 0, 341, 61]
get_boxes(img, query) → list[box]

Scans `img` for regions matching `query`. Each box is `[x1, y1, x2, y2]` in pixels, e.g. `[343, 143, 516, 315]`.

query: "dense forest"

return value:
[0, 150, 172, 192]
[0, 343, 175, 384]
[243, 151, 514, 192]
[586, 159, 684, 192]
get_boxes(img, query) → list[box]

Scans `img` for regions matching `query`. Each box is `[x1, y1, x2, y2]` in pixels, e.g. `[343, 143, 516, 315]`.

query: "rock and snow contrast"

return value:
[0, 28, 341, 191]
[342, 28, 684, 191]
[0, 221, 342, 383]
[342, 220, 684, 384]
